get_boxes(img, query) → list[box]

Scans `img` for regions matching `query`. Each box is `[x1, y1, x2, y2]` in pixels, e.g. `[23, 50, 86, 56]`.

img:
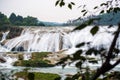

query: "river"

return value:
[0, 26, 120, 80]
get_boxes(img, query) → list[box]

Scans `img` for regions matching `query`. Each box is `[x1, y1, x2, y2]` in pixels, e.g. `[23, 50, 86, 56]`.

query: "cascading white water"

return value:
[0, 31, 10, 52]
[0, 26, 120, 77]
[2, 26, 119, 53]
[0, 53, 17, 68]
[0, 31, 9, 43]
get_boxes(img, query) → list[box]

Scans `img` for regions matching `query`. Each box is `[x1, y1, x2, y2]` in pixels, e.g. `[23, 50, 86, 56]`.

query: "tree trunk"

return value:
[91, 24, 120, 80]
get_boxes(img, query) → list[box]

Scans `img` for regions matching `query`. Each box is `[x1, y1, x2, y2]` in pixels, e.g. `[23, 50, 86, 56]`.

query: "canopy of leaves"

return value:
[0, 12, 10, 26]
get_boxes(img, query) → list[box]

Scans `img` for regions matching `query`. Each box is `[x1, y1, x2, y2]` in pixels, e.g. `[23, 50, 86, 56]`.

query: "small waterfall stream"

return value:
[0, 31, 10, 52]
[0, 31, 9, 43]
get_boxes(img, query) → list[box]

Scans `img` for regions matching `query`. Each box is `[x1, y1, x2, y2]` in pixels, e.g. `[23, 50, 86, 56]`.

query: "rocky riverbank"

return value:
[0, 25, 23, 40]
[0, 52, 67, 67]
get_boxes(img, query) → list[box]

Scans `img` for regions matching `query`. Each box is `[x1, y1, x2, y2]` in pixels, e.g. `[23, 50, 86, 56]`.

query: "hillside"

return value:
[66, 11, 120, 26]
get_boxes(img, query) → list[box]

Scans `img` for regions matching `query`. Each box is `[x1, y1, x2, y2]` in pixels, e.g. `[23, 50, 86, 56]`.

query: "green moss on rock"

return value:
[15, 72, 61, 80]
[31, 52, 51, 60]
[14, 60, 54, 67]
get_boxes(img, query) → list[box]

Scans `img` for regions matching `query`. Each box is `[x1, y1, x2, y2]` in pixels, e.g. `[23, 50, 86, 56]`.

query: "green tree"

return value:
[8, 13, 45, 26]
[55, 0, 120, 80]
[23, 16, 38, 26]
[15, 15, 24, 25]
[9, 13, 17, 25]
[0, 12, 10, 26]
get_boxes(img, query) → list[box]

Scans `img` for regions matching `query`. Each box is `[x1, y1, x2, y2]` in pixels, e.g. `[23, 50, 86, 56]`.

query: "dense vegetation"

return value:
[9, 13, 45, 26]
[0, 12, 45, 40]
[15, 71, 61, 80]
[0, 12, 45, 26]
[14, 52, 54, 67]
[66, 11, 120, 26]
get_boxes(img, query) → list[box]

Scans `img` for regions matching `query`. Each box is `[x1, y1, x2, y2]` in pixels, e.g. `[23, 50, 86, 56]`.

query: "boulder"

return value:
[0, 57, 6, 63]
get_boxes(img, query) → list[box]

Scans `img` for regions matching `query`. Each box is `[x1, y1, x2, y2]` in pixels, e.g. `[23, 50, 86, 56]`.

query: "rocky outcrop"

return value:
[0, 56, 6, 63]
[44, 50, 68, 64]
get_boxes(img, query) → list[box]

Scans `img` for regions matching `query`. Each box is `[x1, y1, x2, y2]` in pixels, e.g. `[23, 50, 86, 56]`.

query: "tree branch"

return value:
[106, 23, 120, 62]
[91, 23, 120, 80]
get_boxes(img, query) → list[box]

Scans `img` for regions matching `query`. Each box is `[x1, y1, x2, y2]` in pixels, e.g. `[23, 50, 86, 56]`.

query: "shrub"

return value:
[15, 72, 61, 80]
[14, 60, 54, 67]
[31, 52, 51, 60]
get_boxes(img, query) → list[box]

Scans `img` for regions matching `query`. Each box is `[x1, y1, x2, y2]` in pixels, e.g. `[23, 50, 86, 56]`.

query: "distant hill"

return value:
[66, 11, 120, 26]
[39, 21, 63, 26]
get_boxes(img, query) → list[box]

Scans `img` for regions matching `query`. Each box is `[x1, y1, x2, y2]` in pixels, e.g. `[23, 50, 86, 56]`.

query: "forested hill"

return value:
[0, 12, 44, 26]
[0, 12, 63, 27]
[66, 11, 120, 26]
[0, 12, 63, 39]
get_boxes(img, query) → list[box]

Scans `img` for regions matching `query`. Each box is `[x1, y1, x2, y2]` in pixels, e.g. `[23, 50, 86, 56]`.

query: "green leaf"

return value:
[74, 23, 87, 30]
[86, 49, 93, 55]
[55, 0, 60, 6]
[90, 26, 99, 36]
[76, 42, 85, 48]
[100, 3, 107, 6]
[60, 2, 65, 7]
[73, 50, 82, 60]
[75, 50, 83, 55]
[75, 61, 82, 68]
[81, 10, 86, 12]
[71, 2, 75, 5]
[79, 56, 86, 61]
[68, 4, 72, 9]
[83, 12, 87, 16]
[100, 10, 104, 14]
[107, 7, 113, 13]
[94, 6, 98, 9]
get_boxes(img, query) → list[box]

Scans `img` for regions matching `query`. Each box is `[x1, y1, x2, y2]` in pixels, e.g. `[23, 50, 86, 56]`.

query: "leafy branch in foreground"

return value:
[92, 23, 120, 80]
[55, 0, 75, 9]
[55, 0, 120, 80]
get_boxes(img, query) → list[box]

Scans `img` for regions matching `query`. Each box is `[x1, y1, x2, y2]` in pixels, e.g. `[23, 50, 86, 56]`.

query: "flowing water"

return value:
[0, 26, 120, 79]
[1, 26, 119, 52]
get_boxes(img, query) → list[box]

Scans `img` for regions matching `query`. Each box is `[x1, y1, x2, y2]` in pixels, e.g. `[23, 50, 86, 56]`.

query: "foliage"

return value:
[15, 71, 61, 80]
[55, 0, 75, 9]
[0, 12, 45, 26]
[23, 16, 38, 26]
[9, 13, 17, 25]
[14, 52, 53, 67]
[9, 13, 45, 26]
[0, 12, 10, 26]
[55, 0, 120, 80]
[14, 60, 54, 67]
[31, 52, 51, 60]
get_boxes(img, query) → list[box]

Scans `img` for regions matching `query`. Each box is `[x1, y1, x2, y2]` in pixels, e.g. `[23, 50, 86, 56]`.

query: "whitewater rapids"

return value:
[0, 26, 119, 53]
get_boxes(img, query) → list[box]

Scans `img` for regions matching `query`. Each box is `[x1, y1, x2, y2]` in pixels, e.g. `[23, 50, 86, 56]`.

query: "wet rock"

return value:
[17, 46, 24, 51]
[0, 57, 6, 63]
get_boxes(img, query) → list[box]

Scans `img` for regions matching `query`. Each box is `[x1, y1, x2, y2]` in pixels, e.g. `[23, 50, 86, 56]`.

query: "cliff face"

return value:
[0, 25, 23, 40]
[7, 26, 23, 39]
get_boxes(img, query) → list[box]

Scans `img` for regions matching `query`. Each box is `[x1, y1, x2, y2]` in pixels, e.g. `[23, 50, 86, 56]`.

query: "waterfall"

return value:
[0, 31, 10, 52]
[0, 53, 17, 68]
[0, 26, 118, 53]
[0, 31, 9, 43]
